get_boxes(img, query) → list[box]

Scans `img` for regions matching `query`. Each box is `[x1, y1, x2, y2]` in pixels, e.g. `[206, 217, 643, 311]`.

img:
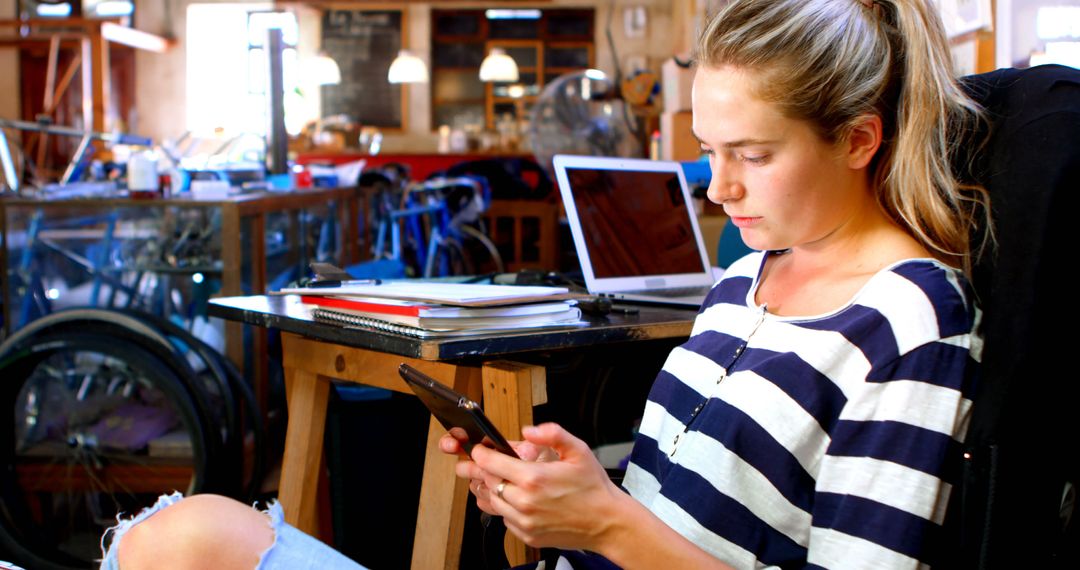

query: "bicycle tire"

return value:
[0, 332, 211, 569]
[424, 235, 471, 278]
[458, 225, 506, 274]
[0, 311, 230, 493]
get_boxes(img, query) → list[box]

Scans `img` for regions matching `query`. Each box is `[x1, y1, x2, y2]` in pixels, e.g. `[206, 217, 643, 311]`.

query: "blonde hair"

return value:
[696, 0, 990, 270]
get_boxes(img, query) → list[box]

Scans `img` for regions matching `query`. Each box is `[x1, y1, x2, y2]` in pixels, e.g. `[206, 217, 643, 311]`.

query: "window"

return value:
[186, 4, 304, 136]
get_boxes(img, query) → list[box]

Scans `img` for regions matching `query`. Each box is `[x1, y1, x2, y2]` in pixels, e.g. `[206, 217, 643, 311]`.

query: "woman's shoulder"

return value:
[854, 258, 981, 350]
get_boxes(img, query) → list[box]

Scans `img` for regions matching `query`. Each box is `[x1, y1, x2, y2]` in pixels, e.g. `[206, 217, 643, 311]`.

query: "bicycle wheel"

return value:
[424, 235, 472, 278]
[0, 333, 210, 569]
[458, 225, 505, 275]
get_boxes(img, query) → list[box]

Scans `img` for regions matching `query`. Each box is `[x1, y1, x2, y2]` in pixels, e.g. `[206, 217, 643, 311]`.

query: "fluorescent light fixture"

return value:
[37, 3, 73, 17]
[479, 48, 520, 82]
[486, 9, 542, 20]
[388, 50, 429, 84]
[93, 1, 134, 17]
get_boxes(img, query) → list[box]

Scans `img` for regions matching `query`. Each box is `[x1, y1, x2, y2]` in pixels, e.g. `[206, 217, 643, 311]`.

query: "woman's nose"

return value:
[706, 159, 744, 205]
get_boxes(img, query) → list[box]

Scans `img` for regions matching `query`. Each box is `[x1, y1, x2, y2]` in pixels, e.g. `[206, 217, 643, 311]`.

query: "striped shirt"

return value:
[620, 251, 981, 569]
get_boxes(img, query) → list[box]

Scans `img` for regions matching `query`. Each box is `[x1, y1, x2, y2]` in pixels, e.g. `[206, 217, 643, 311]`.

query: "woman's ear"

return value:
[844, 114, 883, 169]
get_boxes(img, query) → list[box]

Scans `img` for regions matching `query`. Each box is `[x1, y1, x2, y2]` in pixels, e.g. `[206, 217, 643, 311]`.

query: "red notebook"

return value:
[298, 295, 574, 319]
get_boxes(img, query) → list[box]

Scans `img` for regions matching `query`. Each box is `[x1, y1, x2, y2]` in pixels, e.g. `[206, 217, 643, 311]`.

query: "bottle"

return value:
[649, 130, 661, 161]
[128, 150, 160, 199]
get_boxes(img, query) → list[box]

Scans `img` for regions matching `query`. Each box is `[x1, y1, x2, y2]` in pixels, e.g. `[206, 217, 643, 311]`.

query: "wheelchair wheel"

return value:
[0, 332, 211, 569]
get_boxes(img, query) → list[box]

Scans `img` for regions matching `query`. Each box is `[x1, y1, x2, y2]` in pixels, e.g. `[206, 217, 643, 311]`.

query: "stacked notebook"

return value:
[279, 282, 584, 338]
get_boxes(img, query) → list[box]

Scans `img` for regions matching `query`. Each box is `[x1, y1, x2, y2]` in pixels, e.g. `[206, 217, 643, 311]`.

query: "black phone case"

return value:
[398, 363, 517, 456]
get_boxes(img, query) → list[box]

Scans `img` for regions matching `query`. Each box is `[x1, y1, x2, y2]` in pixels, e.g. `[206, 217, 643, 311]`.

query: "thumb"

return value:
[521, 423, 587, 460]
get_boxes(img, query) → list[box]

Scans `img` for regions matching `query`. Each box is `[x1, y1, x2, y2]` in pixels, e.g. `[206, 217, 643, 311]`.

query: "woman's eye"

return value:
[700, 147, 715, 156]
[739, 154, 769, 165]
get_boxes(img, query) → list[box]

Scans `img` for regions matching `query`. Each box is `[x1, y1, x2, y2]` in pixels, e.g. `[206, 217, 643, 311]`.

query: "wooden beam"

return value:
[80, 36, 93, 134]
[36, 35, 61, 169]
[101, 22, 172, 53]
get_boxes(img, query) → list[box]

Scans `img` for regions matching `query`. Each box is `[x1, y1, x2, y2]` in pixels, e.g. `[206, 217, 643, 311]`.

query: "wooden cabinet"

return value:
[431, 9, 594, 131]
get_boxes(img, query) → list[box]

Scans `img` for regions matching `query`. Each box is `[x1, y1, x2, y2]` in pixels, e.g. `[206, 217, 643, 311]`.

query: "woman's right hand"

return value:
[439, 429, 558, 515]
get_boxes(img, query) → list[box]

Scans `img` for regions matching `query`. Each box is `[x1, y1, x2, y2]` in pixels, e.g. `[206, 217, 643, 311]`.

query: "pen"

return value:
[308, 279, 382, 288]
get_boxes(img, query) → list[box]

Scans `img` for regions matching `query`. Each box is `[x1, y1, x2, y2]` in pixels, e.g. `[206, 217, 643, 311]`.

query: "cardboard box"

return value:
[661, 110, 699, 161]
[662, 57, 695, 112]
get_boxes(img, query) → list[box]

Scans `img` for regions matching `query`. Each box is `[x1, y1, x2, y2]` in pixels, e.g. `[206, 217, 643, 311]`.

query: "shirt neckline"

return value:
[745, 250, 953, 322]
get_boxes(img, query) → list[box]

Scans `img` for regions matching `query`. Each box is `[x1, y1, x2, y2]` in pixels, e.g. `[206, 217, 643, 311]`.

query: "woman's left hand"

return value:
[469, 422, 626, 551]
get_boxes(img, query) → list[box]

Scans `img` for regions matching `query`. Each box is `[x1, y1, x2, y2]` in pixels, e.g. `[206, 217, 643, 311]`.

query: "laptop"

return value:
[553, 154, 716, 308]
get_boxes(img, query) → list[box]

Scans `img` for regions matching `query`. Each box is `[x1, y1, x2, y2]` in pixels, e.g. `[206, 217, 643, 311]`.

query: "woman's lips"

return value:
[729, 216, 761, 228]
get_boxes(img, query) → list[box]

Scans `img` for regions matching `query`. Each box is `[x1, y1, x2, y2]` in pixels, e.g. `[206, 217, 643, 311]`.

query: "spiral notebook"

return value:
[310, 307, 584, 339]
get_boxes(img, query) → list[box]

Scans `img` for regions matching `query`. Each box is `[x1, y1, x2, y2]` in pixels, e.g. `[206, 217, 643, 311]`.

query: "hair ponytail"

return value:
[879, 0, 990, 271]
[696, 0, 991, 272]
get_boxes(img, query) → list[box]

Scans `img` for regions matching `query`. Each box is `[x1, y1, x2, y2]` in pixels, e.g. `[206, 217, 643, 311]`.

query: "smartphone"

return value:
[398, 363, 517, 457]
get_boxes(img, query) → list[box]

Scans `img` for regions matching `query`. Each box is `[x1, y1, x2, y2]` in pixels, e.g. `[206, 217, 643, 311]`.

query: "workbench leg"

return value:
[481, 361, 547, 567]
[411, 365, 478, 570]
[278, 367, 330, 536]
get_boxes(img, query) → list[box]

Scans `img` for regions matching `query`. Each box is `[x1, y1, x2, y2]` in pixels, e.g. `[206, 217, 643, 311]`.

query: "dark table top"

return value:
[209, 294, 697, 361]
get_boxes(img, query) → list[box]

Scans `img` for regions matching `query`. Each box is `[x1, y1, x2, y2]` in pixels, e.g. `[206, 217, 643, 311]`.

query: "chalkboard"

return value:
[321, 10, 403, 129]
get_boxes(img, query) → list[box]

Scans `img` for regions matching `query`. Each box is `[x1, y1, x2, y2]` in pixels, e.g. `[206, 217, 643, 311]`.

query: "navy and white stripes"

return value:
[622, 251, 980, 569]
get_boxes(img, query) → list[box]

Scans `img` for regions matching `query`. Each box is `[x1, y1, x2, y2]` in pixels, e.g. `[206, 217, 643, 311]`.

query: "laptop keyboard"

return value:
[621, 285, 710, 298]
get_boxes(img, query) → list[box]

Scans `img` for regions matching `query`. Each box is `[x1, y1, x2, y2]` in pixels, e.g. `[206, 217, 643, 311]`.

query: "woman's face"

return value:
[691, 65, 876, 253]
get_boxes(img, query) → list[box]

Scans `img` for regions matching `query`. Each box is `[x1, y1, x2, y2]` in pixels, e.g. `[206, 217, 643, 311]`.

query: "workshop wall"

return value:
[0, 0, 19, 123]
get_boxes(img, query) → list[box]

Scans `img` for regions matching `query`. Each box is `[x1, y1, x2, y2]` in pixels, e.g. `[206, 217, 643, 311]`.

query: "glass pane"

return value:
[434, 70, 484, 101]
[490, 18, 539, 39]
[248, 11, 299, 47]
[434, 11, 480, 36]
[546, 11, 592, 37]
[494, 102, 517, 119]
[248, 48, 265, 94]
[433, 42, 485, 68]
[493, 79, 540, 98]
[546, 47, 590, 69]
[433, 103, 485, 130]
[22, 1, 73, 18]
[504, 47, 538, 68]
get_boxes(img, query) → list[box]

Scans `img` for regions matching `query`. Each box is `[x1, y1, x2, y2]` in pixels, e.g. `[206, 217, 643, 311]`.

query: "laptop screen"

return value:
[564, 167, 710, 279]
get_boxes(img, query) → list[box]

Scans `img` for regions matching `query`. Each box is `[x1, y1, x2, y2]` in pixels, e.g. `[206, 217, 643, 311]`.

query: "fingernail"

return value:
[522, 425, 538, 436]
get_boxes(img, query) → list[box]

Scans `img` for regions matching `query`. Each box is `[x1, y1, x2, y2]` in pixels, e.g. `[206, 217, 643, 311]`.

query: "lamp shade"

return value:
[388, 50, 429, 84]
[312, 52, 341, 85]
[479, 48, 519, 82]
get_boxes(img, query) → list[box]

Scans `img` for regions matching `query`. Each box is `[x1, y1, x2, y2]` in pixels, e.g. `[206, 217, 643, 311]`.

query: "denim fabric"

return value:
[99, 493, 367, 570]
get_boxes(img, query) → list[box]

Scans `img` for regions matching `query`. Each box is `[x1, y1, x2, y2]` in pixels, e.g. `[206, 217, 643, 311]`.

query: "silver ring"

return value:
[495, 480, 507, 501]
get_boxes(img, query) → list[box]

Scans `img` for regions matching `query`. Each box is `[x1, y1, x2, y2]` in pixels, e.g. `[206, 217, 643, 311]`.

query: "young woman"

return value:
[104, 1, 988, 568]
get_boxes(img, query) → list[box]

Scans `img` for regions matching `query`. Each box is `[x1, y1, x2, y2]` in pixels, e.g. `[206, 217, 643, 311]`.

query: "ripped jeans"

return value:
[99, 493, 367, 570]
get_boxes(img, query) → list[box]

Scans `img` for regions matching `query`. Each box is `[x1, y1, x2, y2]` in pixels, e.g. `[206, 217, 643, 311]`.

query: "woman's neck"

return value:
[756, 205, 930, 316]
